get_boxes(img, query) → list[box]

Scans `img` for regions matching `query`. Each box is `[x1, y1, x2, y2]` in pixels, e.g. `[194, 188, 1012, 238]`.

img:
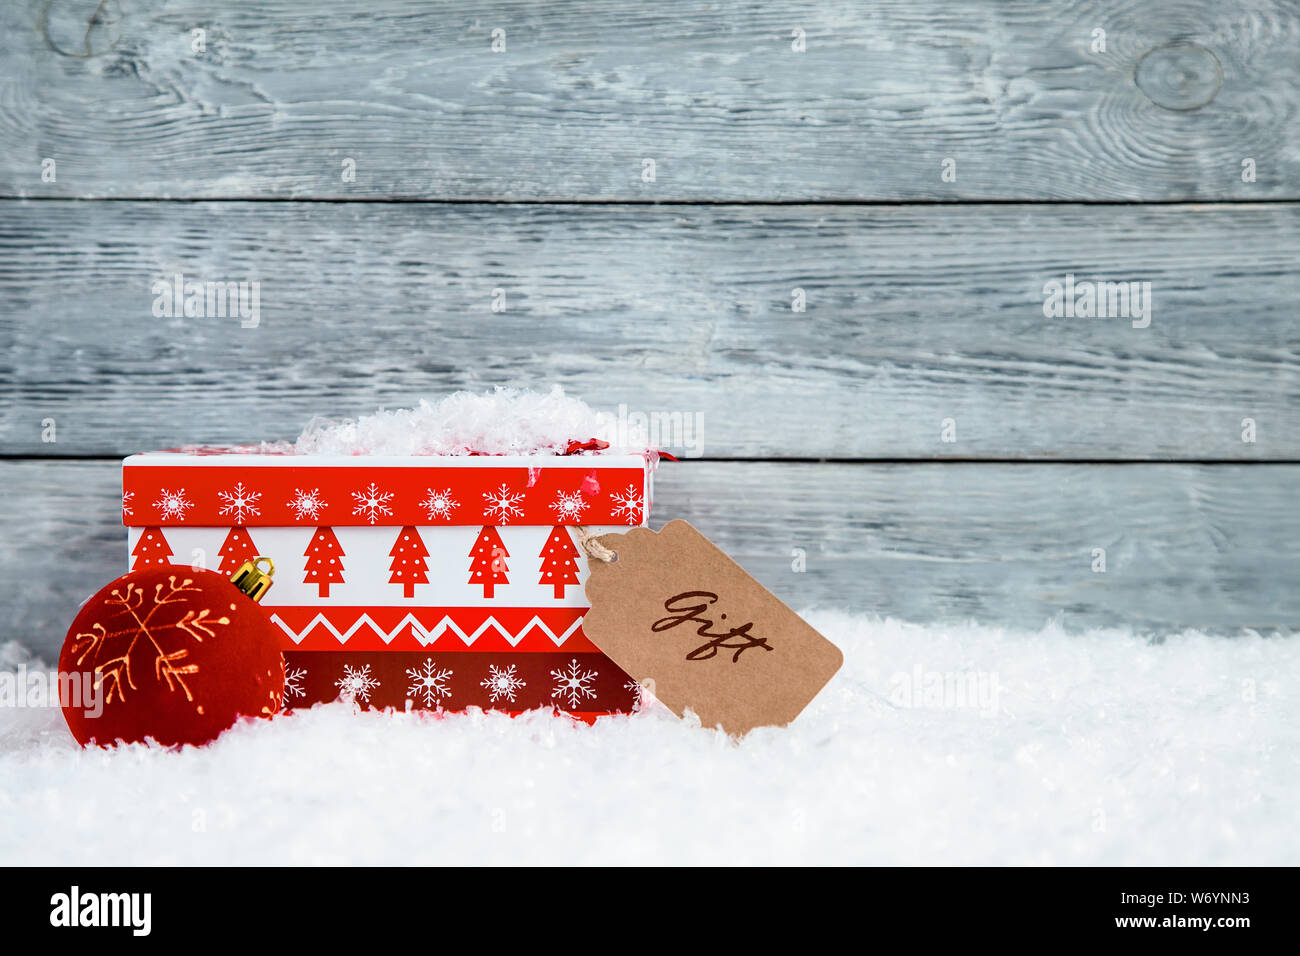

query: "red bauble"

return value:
[59, 564, 284, 747]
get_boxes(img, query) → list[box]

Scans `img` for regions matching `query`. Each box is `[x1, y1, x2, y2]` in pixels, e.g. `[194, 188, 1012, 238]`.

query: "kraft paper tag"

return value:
[583, 520, 843, 735]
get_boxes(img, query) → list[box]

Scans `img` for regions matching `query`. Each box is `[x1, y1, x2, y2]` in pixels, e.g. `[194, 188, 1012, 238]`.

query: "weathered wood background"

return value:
[1, 0, 1297, 657]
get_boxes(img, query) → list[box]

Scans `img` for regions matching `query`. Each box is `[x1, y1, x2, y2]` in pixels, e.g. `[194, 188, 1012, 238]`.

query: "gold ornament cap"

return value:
[230, 556, 275, 603]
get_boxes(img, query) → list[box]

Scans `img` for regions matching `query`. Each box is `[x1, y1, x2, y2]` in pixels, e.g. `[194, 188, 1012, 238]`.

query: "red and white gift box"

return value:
[121, 450, 654, 719]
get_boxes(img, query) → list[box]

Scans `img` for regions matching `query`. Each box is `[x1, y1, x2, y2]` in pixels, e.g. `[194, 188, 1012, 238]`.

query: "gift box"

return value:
[121, 449, 653, 719]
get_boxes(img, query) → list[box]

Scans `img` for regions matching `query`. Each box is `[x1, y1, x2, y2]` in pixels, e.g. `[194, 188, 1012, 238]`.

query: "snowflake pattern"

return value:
[420, 487, 460, 522]
[480, 664, 527, 704]
[623, 677, 655, 712]
[217, 481, 262, 522]
[153, 488, 193, 521]
[610, 484, 644, 524]
[482, 483, 525, 523]
[335, 664, 380, 703]
[121, 490, 134, 518]
[406, 658, 454, 707]
[283, 665, 307, 707]
[351, 482, 394, 524]
[549, 490, 589, 521]
[551, 658, 599, 708]
[286, 488, 328, 521]
[66, 575, 229, 705]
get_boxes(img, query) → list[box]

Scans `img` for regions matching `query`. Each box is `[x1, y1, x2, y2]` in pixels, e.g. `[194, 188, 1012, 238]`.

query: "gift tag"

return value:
[583, 520, 843, 735]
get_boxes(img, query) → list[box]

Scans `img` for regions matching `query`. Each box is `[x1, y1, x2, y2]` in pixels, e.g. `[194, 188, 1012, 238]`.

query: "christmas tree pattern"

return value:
[131, 527, 173, 570]
[388, 526, 430, 598]
[217, 526, 258, 574]
[468, 526, 509, 598]
[304, 527, 345, 597]
[539, 525, 580, 599]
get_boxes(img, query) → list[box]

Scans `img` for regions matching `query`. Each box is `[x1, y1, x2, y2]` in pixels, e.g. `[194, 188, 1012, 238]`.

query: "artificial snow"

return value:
[288, 386, 649, 457]
[1, 614, 1295, 866]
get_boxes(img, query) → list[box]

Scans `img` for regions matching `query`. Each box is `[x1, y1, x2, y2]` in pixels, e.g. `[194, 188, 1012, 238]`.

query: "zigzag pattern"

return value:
[269, 612, 586, 648]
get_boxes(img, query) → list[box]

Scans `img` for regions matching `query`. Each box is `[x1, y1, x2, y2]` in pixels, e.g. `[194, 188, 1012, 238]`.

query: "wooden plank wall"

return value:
[1, 0, 1297, 657]
[4, 0, 1298, 200]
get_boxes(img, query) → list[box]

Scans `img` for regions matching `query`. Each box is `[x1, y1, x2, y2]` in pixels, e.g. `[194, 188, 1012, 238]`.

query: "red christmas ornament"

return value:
[59, 558, 284, 748]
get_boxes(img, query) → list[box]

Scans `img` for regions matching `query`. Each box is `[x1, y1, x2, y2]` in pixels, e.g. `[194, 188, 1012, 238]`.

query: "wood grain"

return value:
[3, 458, 1294, 660]
[2, 2, 1296, 664]
[2, 0, 1297, 200]
[1, 200, 1296, 459]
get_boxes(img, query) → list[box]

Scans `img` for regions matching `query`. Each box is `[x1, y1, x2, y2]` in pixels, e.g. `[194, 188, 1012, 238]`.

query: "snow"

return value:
[1, 615, 1296, 866]
[289, 385, 650, 457]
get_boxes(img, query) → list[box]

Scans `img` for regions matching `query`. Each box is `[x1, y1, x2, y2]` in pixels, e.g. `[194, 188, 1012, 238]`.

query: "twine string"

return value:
[575, 526, 616, 563]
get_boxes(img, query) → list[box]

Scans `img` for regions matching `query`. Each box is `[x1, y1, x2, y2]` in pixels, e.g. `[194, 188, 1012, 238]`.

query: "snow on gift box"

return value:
[121, 448, 655, 720]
